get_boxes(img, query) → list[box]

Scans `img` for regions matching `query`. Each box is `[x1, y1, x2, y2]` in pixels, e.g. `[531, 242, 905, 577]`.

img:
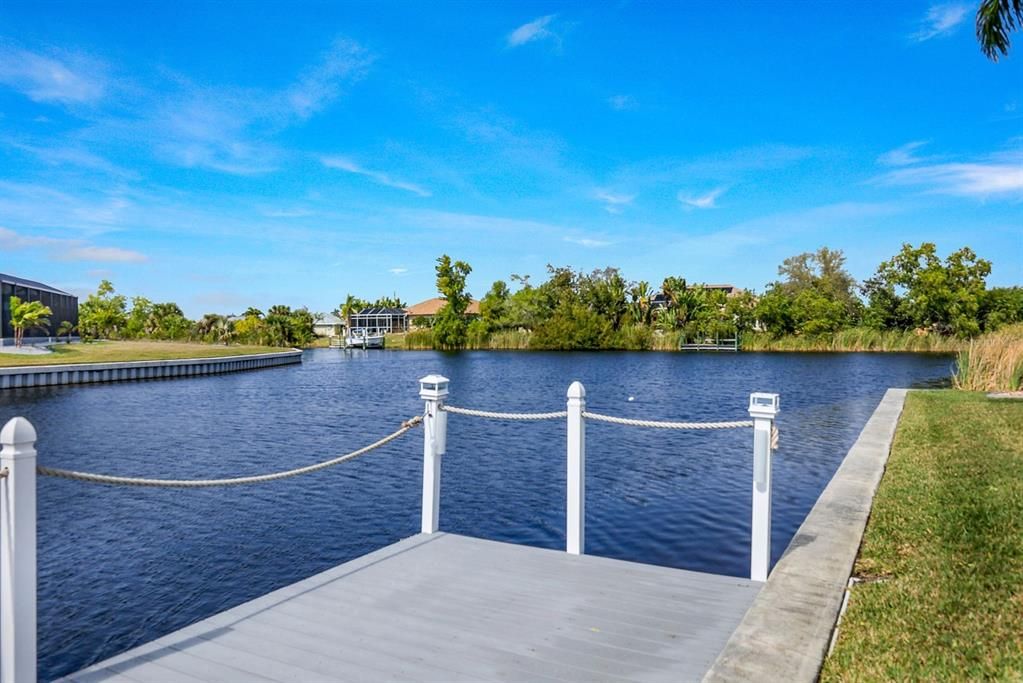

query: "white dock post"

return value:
[566, 381, 586, 555]
[419, 375, 449, 534]
[749, 393, 780, 582]
[1, 417, 37, 683]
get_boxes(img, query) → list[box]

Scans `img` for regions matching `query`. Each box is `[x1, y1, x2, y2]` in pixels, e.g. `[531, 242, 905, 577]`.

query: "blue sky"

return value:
[1, 1, 1021, 316]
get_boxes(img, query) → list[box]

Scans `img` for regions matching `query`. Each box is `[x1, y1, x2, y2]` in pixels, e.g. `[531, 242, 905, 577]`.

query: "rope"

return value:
[582, 412, 753, 430]
[36, 416, 422, 488]
[442, 406, 568, 421]
[772, 424, 780, 450]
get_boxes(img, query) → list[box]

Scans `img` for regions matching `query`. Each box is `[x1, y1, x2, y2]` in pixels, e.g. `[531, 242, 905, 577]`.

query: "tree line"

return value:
[74, 280, 318, 347]
[410, 243, 1022, 350]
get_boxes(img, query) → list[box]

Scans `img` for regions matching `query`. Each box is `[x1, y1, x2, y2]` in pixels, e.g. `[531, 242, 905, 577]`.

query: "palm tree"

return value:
[340, 294, 360, 333]
[9, 296, 52, 347]
[213, 318, 235, 346]
[243, 307, 264, 319]
[977, 0, 1023, 61]
[193, 314, 222, 341]
[629, 281, 652, 325]
[57, 320, 77, 344]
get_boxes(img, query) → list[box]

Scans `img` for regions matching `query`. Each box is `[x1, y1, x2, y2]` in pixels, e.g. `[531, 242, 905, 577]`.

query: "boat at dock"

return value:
[345, 330, 385, 349]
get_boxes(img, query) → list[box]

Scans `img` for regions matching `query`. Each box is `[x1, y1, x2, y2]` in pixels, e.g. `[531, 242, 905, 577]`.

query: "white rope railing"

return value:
[35, 416, 422, 488]
[582, 412, 753, 430]
[442, 406, 568, 420]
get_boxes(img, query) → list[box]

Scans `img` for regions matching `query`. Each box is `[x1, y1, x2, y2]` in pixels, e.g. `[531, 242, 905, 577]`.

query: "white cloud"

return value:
[507, 15, 561, 49]
[877, 141, 933, 166]
[285, 39, 374, 120]
[563, 236, 611, 248]
[678, 187, 727, 209]
[0, 226, 147, 262]
[671, 202, 903, 260]
[911, 3, 970, 42]
[3, 138, 136, 177]
[388, 267, 409, 275]
[59, 245, 147, 262]
[322, 156, 431, 197]
[260, 207, 314, 218]
[592, 189, 635, 214]
[608, 95, 637, 111]
[0, 45, 107, 104]
[877, 155, 1023, 197]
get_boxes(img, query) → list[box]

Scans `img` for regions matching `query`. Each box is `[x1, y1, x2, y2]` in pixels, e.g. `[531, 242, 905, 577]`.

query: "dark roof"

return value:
[0, 273, 74, 297]
[354, 306, 408, 316]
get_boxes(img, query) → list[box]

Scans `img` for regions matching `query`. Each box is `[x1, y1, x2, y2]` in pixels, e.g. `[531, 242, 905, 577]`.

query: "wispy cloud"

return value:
[563, 236, 611, 248]
[3, 138, 137, 177]
[259, 206, 315, 218]
[911, 3, 970, 42]
[678, 187, 727, 209]
[284, 39, 374, 120]
[0, 226, 147, 262]
[877, 140, 934, 166]
[388, 267, 409, 275]
[17, 37, 376, 177]
[671, 202, 903, 260]
[322, 156, 431, 197]
[612, 144, 815, 189]
[507, 15, 561, 49]
[592, 189, 635, 214]
[0, 45, 107, 104]
[876, 151, 1023, 197]
[607, 95, 637, 111]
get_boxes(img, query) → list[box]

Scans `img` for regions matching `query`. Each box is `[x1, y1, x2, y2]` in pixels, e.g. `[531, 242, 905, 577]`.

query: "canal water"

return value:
[0, 349, 952, 680]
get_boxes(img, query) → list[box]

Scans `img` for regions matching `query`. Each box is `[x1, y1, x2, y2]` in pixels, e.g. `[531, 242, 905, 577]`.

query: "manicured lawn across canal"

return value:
[0, 340, 290, 366]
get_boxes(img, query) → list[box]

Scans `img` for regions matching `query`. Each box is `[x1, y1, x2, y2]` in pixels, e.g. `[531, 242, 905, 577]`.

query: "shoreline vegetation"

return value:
[377, 243, 1018, 361]
[822, 391, 1023, 680]
[9, 243, 1020, 390]
[387, 327, 967, 353]
[0, 341, 290, 368]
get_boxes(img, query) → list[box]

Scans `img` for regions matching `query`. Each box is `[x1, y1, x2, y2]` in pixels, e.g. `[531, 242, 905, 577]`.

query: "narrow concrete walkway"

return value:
[705, 388, 907, 682]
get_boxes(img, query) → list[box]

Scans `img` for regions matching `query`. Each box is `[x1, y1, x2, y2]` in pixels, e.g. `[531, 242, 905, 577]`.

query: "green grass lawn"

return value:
[822, 391, 1023, 681]
[0, 341, 293, 367]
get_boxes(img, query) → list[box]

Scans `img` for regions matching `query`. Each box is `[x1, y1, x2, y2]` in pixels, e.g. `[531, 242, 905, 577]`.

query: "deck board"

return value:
[64, 533, 760, 683]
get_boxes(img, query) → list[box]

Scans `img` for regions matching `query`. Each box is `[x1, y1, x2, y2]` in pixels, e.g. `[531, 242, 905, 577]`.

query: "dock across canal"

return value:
[64, 533, 761, 682]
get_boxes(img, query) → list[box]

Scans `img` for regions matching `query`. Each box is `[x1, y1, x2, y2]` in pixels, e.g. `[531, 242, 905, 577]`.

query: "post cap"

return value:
[1, 416, 37, 446]
[748, 392, 780, 418]
[567, 381, 586, 399]
[419, 374, 450, 399]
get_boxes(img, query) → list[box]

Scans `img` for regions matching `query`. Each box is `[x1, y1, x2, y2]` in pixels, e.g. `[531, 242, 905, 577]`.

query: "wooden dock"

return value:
[678, 338, 739, 352]
[64, 533, 761, 683]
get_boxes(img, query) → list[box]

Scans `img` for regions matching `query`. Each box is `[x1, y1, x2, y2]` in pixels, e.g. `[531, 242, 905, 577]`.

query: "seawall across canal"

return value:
[0, 349, 302, 390]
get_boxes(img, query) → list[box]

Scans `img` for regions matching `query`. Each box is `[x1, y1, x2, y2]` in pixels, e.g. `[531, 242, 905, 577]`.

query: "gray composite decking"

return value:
[63, 533, 761, 683]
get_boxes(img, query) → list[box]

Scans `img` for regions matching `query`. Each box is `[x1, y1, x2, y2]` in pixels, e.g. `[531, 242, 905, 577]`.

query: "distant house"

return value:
[406, 298, 481, 328]
[650, 284, 742, 310]
[1, 273, 78, 346]
[349, 307, 408, 335]
[313, 313, 344, 338]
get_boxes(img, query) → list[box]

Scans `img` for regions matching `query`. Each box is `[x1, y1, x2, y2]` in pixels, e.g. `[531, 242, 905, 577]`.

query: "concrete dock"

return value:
[64, 533, 761, 683]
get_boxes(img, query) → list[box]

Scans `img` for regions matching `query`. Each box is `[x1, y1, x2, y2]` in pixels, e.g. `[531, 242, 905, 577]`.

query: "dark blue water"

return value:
[0, 350, 952, 680]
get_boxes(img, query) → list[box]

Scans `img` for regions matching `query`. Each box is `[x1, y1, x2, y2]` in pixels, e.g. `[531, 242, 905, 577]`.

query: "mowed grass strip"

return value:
[0, 341, 293, 367]
[822, 391, 1023, 681]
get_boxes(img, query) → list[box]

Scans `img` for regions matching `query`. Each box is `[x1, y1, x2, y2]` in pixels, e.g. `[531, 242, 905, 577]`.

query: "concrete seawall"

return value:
[0, 349, 302, 390]
[705, 387, 908, 682]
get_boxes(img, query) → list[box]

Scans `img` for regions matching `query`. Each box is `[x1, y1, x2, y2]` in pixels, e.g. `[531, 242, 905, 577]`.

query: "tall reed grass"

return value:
[954, 324, 1023, 392]
[740, 328, 963, 353]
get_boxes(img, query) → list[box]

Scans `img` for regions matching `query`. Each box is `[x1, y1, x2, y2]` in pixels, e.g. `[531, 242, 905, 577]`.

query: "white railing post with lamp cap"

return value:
[419, 375, 449, 534]
[566, 381, 586, 555]
[749, 392, 780, 582]
[1, 417, 38, 683]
